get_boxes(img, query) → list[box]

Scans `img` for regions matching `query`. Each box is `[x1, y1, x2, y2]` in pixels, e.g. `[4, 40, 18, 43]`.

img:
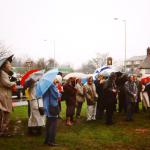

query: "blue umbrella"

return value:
[35, 68, 58, 97]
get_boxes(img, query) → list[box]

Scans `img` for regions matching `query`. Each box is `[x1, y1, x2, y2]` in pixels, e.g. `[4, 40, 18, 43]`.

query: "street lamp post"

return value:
[114, 18, 127, 72]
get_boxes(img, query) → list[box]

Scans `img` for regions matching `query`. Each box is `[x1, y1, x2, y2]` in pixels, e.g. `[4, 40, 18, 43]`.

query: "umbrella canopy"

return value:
[141, 75, 150, 84]
[93, 66, 116, 79]
[63, 72, 88, 80]
[36, 68, 58, 97]
[29, 70, 45, 81]
[20, 69, 39, 86]
[94, 66, 111, 74]
[0, 54, 14, 68]
[99, 68, 115, 77]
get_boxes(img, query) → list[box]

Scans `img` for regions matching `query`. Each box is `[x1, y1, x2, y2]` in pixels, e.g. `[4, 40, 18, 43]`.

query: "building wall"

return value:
[126, 60, 143, 74]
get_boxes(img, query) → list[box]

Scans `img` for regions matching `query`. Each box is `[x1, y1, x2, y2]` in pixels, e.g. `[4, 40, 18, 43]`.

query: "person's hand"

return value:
[11, 84, 17, 92]
[112, 89, 116, 93]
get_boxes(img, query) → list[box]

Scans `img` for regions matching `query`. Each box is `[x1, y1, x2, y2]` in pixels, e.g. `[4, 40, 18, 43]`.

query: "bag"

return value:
[49, 105, 59, 116]
[37, 99, 45, 115]
[38, 107, 45, 115]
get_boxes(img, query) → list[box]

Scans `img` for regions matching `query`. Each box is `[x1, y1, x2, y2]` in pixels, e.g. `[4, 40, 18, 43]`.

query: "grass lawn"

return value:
[0, 102, 150, 150]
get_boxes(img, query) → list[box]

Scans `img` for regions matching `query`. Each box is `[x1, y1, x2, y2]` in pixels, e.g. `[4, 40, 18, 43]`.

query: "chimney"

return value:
[147, 47, 150, 57]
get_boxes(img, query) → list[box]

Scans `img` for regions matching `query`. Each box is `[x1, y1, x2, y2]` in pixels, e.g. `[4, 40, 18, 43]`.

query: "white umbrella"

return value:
[63, 72, 88, 80]
[94, 66, 118, 79]
[99, 68, 116, 76]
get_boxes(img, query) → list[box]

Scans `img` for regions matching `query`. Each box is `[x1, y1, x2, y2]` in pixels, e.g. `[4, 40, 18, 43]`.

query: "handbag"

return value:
[49, 105, 59, 116]
[37, 99, 45, 116]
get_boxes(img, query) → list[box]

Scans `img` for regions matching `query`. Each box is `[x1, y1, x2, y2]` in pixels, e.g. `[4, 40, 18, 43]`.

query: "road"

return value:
[12, 98, 28, 107]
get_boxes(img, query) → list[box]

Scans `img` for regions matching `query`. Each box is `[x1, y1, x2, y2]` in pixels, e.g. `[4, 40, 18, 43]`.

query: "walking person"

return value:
[125, 75, 138, 121]
[0, 55, 16, 136]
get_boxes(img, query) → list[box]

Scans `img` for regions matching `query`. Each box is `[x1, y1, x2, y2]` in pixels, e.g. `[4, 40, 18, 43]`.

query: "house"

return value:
[140, 47, 150, 75]
[126, 55, 145, 74]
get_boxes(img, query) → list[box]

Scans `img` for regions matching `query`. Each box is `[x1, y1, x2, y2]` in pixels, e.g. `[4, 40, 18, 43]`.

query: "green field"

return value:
[0, 102, 150, 150]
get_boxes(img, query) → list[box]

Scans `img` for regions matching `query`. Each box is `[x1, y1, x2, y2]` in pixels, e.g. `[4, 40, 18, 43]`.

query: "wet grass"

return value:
[0, 102, 150, 150]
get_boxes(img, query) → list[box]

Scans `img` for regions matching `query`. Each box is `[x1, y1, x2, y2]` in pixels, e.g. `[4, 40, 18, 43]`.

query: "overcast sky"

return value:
[0, 0, 150, 68]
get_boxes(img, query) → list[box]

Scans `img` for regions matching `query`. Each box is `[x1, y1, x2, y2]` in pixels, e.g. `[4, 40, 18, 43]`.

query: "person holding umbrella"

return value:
[0, 54, 16, 136]
[25, 70, 45, 135]
[36, 68, 60, 147]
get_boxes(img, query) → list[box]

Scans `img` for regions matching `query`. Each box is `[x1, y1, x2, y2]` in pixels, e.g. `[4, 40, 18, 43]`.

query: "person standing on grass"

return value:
[63, 77, 77, 126]
[133, 75, 142, 113]
[75, 78, 85, 118]
[84, 76, 98, 121]
[103, 72, 117, 125]
[94, 74, 105, 119]
[125, 75, 138, 121]
[26, 78, 45, 135]
[54, 75, 63, 119]
[42, 82, 60, 147]
[0, 55, 16, 136]
[117, 74, 128, 113]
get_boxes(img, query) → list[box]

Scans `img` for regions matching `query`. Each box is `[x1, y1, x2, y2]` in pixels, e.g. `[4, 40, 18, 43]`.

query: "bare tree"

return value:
[92, 53, 109, 68]
[35, 58, 46, 70]
[47, 58, 59, 70]
[79, 60, 96, 74]
[0, 43, 11, 57]
[79, 53, 109, 73]
[12, 57, 24, 67]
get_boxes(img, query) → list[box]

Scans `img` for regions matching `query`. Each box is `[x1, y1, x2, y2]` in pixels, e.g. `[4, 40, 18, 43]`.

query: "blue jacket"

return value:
[42, 83, 60, 117]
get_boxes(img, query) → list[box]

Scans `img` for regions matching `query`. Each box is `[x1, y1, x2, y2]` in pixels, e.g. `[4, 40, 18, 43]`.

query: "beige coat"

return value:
[0, 70, 15, 112]
[75, 83, 85, 102]
[28, 85, 45, 127]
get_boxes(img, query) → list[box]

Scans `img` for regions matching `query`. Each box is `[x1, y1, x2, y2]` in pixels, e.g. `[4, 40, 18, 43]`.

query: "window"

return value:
[145, 69, 150, 74]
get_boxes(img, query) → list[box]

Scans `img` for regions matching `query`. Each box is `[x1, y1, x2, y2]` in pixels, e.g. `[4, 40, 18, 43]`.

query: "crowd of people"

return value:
[61, 72, 150, 126]
[0, 54, 150, 147]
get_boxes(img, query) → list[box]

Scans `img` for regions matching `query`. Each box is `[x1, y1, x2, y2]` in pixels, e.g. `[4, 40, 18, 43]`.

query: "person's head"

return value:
[128, 75, 134, 82]
[53, 79, 58, 85]
[133, 75, 137, 81]
[97, 74, 104, 81]
[87, 76, 93, 85]
[76, 78, 82, 84]
[1, 60, 12, 74]
[25, 78, 36, 89]
[68, 77, 76, 87]
[55, 75, 62, 84]
[57, 72, 63, 77]
[109, 72, 116, 81]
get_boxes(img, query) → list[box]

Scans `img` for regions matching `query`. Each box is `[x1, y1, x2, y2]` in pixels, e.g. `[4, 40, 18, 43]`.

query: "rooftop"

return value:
[140, 56, 150, 69]
[127, 55, 146, 61]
